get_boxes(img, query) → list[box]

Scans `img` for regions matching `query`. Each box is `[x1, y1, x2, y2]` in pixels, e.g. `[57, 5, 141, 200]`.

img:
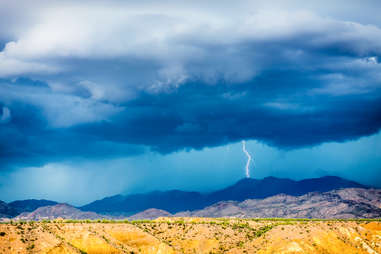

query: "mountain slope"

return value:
[0, 200, 17, 218]
[8, 199, 58, 215]
[15, 203, 106, 220]
[81, 176, 368, 214]
[81, 190, 204, 215]
[175, 188, 381, 219]
[206, 176, 366, 203]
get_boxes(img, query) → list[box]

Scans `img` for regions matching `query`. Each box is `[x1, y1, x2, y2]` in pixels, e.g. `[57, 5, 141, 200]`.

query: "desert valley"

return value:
[1, 218, 381, 254]
[1, 176, 381, 253]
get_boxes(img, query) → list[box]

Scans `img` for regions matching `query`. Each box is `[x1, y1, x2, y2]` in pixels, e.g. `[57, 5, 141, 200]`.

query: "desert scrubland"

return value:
[0, 218, 380, 254]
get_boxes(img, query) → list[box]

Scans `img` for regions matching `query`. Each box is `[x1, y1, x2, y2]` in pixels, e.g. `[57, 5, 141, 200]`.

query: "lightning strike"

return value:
[242, 140, 253, 178]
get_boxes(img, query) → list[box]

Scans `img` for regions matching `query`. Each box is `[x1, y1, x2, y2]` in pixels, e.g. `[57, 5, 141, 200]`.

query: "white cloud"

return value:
[365, 56, 378, 64]
[40, 94, 123, 128]
[0, 81, 123, 127]
[0, 53, 60, 76]
[0, 0, 380, 128]
[1, 0, 381, 92]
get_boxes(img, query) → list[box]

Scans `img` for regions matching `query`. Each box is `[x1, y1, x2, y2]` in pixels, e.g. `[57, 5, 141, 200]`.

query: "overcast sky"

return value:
[0, 0, 380, 205]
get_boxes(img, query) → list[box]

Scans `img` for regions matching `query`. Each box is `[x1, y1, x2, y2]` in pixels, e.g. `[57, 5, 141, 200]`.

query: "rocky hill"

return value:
[15, 203, 106, 221]
[80, 176, 367, 214]
[175, 188, 381, 219]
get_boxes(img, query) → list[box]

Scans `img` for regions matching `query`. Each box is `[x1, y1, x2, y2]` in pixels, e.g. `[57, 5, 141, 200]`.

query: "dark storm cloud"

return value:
[0, 0, 381, 168]
[72, 71, 381, 153]
[3, 69, 380, 168]
[0, 107, 145, 168]
[0, 80, 145, 168]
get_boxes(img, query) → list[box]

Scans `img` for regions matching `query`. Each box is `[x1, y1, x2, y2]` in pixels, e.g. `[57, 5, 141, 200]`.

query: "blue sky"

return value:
[0, 0, 380, 205]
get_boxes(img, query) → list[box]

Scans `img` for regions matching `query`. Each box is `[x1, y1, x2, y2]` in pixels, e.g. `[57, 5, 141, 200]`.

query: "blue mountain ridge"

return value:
[80, 176, 367, 215]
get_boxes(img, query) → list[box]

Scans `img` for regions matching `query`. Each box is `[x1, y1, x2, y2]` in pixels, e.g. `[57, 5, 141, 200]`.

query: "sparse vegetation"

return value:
[0, 218, 380, 253]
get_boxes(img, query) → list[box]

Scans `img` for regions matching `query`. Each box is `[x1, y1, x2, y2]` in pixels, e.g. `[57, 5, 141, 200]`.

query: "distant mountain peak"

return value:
[263, 176, 279, 180]
[234, 177, 255, 184]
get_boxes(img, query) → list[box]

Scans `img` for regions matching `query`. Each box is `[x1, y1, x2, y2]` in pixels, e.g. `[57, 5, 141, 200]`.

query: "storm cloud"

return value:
[1, 0, 381, 166]
[0, 1, 381, 202]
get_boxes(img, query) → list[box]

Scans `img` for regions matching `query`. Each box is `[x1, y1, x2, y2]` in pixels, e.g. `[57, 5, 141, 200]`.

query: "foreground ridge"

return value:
[0, 218, 380, 253]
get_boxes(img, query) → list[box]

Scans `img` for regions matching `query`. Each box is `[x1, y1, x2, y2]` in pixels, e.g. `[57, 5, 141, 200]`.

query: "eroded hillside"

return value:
[0, 218, 380, 254]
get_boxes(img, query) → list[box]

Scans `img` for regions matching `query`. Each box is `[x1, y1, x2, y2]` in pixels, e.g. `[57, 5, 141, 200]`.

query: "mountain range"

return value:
[9, 199, 58, 214]
[15, 203, 105, 221]
[1, 176, 379, 220]
[9, 188, 381, 221]
[0, 200, 17, 218]
[175, 188, 381, 219]
[80, 176, 366, 215]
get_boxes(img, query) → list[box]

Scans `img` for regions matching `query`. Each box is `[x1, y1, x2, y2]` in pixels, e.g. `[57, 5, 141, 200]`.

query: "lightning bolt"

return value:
[242, 140, 253, 178]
